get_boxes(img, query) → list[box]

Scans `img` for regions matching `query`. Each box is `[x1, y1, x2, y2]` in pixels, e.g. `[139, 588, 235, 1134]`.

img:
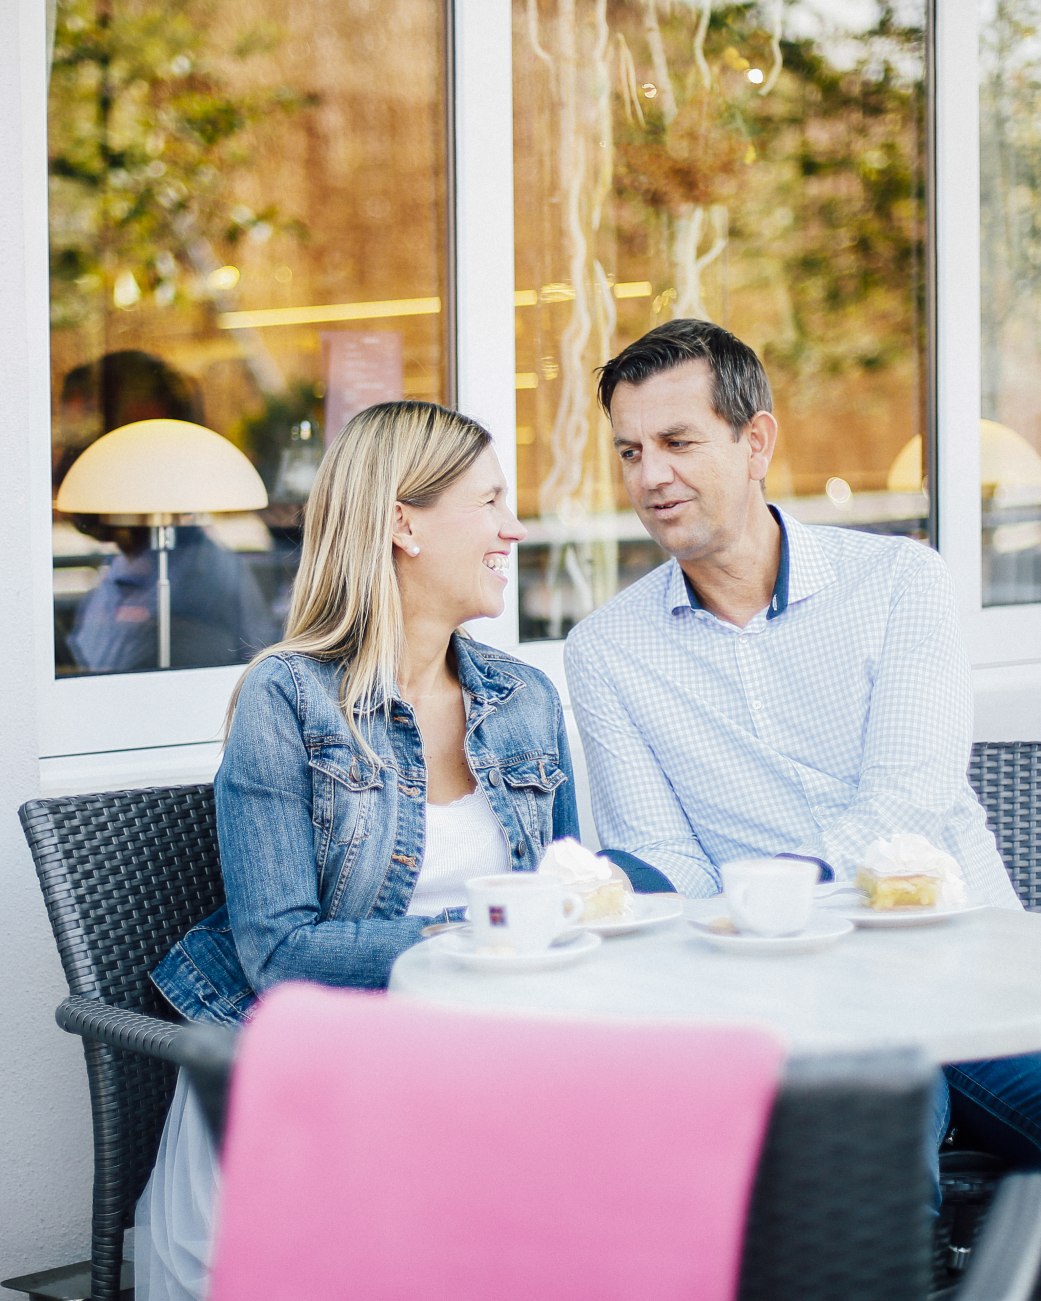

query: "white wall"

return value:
[0, 3, 93, 1290]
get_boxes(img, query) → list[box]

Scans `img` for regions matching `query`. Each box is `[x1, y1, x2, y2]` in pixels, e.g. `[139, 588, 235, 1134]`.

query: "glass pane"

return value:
[513, 0, 928, 640]
[980, 0, 1041, 607]
[49, 0, 448, 675]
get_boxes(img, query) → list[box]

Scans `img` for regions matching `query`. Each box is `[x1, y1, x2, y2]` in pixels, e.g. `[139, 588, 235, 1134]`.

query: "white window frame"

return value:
[28, 0, 1041, 785]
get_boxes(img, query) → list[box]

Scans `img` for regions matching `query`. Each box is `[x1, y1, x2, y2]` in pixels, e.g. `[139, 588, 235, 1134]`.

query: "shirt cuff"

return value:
[773, 852, 834, 883]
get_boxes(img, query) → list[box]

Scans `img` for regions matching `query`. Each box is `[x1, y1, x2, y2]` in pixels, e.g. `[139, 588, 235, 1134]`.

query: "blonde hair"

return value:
[229, 400, 492, 757]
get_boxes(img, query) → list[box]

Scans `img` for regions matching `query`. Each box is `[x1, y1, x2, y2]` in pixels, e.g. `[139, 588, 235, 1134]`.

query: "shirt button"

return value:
[751, 700, 764, 712]
[489, 769, 502, 787]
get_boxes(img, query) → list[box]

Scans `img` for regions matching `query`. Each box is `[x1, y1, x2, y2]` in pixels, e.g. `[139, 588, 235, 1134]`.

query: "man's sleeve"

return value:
[564, 626, 720, 897]
[792, 546, 974, 877]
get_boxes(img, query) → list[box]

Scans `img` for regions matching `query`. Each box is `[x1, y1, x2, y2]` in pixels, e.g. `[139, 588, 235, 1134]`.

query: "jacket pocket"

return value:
[309, 750, 385, 912]
[500, 758, 568, 846]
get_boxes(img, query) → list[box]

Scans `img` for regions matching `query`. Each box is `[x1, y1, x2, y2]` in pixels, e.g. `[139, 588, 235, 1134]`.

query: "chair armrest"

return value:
[957, 1172, 1041, 1301]
[56, 993, 187, 1064]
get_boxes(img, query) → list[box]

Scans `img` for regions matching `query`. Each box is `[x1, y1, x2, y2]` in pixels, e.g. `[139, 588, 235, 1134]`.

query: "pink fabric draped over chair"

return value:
[208, 983, 784, 1301]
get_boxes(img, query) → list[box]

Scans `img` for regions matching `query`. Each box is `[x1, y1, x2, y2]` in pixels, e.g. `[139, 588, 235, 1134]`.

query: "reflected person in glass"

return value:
[55, 350, 276, 674]
[136, 400, 580, 1300]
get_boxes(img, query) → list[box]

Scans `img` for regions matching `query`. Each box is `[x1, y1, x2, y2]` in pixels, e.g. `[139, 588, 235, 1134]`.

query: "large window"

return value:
[48, 0, 449, 676]
[979, 0, 1041, 608]
[513, 0, 928, 640]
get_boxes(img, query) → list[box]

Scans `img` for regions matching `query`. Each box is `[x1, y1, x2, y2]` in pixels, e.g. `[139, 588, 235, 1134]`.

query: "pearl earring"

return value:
[409, 545, 421, 556]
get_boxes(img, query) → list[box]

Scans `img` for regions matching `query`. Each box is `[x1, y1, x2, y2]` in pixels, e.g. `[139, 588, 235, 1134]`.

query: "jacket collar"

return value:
[348, 632, 523, 715]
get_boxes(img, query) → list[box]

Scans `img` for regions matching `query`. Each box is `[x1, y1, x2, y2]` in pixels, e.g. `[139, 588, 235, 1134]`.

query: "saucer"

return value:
[427, 927, 602, 971]
[582, 893, 684, 937]
[819, 899, 984, 928]
[685, 900, 853, 954]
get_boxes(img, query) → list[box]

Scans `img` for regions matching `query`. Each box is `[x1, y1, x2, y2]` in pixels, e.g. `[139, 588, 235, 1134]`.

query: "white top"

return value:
[406, 787, 511, 916]
[390, 904, 1041, 1066]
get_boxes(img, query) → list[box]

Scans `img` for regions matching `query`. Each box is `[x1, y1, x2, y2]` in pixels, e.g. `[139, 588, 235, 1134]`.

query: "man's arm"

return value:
[793, 546, 974, 878]
[564, 630, 720, 897]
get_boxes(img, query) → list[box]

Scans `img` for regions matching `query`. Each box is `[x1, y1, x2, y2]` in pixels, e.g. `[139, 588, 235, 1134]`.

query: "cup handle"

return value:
[561, 891, 585, 928]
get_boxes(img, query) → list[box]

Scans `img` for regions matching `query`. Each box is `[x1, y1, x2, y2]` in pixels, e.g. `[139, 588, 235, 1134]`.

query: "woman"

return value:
[136, 400, 579, 1298]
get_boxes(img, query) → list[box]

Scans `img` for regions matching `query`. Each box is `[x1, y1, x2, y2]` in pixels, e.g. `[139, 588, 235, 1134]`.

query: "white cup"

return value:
[720, 858, 818, 937]
[466, 874, 584, 954]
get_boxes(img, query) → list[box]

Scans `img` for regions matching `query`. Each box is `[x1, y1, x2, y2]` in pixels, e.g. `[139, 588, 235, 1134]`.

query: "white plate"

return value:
[685, 900, 854, 954]
[819, 899, 985, 928]
[427, 927, 602, 971]
[582, 892, 684, 937]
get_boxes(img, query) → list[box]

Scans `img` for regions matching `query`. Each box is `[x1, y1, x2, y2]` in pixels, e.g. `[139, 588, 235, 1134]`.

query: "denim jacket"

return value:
[152, 634, 580, 1023]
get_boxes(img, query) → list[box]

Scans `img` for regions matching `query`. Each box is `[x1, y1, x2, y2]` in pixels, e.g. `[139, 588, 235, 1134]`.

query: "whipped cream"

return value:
[862, 833, 967, 907]
[537, 837, 612, 886]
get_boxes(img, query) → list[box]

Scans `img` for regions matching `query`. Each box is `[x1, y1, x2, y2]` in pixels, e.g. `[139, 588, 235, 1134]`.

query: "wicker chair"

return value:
[12, 784, 224, 1301]
[968, 741, 1041, 911]
[180, 1017, 1041, 1301]
[930, 744, 1041, 1289]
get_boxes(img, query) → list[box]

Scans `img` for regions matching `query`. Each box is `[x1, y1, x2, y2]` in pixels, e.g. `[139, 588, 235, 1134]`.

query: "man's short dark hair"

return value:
[596, 319, 773, 436]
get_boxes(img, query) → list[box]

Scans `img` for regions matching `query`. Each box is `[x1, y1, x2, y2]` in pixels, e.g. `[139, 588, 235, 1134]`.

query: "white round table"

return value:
[389, 903, 1041, 1064]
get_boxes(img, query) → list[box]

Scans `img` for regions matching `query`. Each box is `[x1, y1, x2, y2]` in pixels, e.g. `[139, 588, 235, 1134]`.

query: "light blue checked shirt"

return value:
[565, 509, 1020, 909]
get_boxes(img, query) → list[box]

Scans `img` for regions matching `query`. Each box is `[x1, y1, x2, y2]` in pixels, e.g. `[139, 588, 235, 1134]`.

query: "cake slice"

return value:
[537, 838, 635, 922]
[855, 833, 966, 910]
[855, 866, 941, 910]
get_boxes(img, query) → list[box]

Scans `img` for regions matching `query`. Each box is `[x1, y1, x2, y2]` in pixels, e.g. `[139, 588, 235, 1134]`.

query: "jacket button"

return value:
[488, 769, 502, 787]
[514, 841, 525, 857]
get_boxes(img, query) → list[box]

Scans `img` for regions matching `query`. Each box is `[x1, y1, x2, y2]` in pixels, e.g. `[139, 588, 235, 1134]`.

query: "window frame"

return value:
[32, 0, 1041, 776]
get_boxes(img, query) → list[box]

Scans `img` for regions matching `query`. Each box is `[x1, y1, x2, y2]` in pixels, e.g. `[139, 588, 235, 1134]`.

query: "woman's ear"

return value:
[391, 501, 420, 557]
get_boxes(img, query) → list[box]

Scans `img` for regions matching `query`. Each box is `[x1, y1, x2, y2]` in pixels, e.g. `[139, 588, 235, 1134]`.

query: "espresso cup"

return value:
[720, 858, 818, 937]
[466, 874, 584, 954]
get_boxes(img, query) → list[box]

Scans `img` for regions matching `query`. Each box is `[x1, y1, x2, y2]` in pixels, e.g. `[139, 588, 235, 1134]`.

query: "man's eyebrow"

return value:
[612, 423, 693, 448]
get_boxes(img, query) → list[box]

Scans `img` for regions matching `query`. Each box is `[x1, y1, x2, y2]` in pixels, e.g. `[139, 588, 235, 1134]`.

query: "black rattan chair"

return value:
[13, 784, 224, 1301]
[969, 741, 1041, 911]
[930, 741, 1041, 1290]
[179, 1020, 1041, 1301]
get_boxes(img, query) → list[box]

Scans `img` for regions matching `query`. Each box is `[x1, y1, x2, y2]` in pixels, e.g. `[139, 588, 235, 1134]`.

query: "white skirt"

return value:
[134, 1070, 220, 1301]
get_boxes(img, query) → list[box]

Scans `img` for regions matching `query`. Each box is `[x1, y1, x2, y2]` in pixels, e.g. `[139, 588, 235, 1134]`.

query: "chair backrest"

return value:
[204, 983, 786, 1301]
[181, 1001, 934, 1301]
[20, 783, 225, 1016]
[19, 782, 226, 1289]
[738, 1051, 934, 1300]
[968, 741, 1041, 910]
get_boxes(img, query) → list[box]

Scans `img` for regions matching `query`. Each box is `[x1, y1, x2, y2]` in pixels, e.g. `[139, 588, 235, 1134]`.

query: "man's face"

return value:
[609, 358, 769, 566]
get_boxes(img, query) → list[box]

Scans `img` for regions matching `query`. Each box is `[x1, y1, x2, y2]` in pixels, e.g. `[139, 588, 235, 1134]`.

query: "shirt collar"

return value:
[668, 505, 834, 619]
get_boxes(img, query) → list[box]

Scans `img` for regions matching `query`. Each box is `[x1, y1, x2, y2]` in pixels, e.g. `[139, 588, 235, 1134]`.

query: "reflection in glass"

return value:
[48, 0, 448, 674]
[979, 1, 1041, 607]
[513, 1, 928, 640]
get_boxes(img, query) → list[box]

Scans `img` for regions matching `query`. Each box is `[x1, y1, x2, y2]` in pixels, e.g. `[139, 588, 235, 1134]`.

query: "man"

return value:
[565, 317, 1040, 1170]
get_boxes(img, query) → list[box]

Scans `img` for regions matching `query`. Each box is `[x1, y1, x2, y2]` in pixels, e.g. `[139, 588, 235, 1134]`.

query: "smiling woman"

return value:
[394, 445, 528, 633]
[136, 398, 580, 1298]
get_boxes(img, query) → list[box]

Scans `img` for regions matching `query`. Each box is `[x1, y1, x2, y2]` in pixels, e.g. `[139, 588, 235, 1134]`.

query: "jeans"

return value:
[929, 1052, 1041, 1204]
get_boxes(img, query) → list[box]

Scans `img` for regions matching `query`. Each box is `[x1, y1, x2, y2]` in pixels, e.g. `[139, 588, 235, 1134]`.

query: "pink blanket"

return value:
[208, 983, 784, 1300]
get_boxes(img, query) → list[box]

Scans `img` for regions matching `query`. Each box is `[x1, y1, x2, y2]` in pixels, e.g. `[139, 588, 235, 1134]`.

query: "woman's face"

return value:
[397, 445, 527, 627]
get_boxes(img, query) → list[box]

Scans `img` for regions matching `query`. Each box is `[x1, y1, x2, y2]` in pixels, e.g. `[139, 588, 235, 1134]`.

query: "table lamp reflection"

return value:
[888, 420, 1041, 498]
[55, 418, 269, 669]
